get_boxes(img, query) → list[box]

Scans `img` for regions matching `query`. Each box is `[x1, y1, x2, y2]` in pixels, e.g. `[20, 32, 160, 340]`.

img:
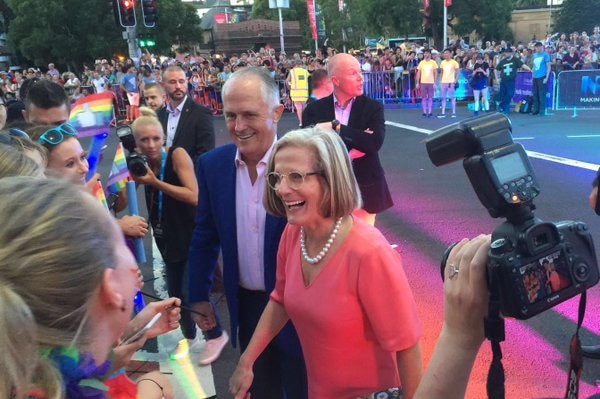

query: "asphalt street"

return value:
[95, 104, 600, 398]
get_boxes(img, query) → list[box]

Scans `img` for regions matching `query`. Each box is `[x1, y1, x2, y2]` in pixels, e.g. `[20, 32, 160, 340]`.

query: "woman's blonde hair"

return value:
[0, 143, 43, 178]
[0, 284, 38, 399]
[0, 177, 117, 349]
[131, 106, 164, 138]
[263, 127, 362, 219]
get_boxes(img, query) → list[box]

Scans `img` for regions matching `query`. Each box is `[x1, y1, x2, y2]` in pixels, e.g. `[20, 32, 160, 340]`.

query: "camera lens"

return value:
[127, 155, 148, 177]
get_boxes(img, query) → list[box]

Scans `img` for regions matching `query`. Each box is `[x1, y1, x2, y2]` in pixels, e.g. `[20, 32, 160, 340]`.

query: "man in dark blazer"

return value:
[302, 53, 393, 225]
[158, 65, 215, 162]
[188, 67, 307, 398]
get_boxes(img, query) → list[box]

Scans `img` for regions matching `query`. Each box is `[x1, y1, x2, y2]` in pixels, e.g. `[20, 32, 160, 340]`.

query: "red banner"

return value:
[445, 0, 452, 6]
[307, 0, 317, 40]
[338, 0, 343, 12]
[423, 0, 430, 16]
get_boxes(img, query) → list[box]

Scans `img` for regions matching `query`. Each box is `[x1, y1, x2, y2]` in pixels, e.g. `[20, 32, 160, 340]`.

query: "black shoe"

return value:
[581, 344, 600, 359]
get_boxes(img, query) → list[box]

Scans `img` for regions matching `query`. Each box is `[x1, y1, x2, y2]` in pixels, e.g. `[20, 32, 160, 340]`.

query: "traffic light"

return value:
[141, 0, 158, 28]
[138, 39, 156, 48]
[116, 0, 137, 27]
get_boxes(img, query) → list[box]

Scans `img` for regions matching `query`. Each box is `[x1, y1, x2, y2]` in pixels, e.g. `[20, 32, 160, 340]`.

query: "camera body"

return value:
[427, 113, 599, 320]
[126, 152, 149, 178]
[488, 219, 597, 319]
[115, 123, 149, 178]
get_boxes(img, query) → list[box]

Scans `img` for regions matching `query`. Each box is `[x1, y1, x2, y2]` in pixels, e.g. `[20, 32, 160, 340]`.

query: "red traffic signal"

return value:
[116, 0, 137, 27]
[141, 0, 158, 28]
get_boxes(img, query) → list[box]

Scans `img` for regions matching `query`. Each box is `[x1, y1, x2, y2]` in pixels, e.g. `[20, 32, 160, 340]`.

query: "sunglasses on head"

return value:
[37, 123, 78, 145]
[0, 128, 32, 145]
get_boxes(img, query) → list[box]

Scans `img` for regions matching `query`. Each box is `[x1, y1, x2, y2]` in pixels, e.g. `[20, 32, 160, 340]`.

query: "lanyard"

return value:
[146, 148, 166, 223]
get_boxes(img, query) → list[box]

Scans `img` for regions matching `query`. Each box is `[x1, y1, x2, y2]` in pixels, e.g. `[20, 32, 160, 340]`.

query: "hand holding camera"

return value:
[426, 113, 599, 320]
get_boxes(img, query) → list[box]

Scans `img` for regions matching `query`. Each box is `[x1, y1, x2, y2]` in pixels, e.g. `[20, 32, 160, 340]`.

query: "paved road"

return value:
[96, 105, 600, 398]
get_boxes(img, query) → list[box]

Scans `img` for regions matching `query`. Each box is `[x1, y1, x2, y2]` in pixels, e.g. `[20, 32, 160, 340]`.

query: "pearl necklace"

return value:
[300, 217, 343, 265]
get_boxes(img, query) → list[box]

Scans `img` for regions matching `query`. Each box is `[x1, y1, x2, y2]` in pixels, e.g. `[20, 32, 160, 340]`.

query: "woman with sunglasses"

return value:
[129, 107, 224, 362]
[0, 177, 176, 399]
[28, 123, 149, 239]
[230, 127, 423, 399]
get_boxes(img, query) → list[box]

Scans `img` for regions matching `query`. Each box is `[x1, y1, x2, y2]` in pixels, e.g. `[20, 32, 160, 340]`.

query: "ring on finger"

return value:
[448, 263, 459, 279]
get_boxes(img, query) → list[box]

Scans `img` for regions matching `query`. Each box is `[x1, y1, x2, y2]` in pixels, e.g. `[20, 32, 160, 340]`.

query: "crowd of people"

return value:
[0, 25, 598, 127]
[1, 26, 600, 398]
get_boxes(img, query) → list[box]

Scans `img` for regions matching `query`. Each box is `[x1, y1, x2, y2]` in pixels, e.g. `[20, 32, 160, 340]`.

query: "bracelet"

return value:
[137, 378, 165, 398]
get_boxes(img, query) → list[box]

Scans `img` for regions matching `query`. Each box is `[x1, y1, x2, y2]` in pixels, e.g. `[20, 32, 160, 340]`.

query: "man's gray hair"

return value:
[222, 67, 280, 108]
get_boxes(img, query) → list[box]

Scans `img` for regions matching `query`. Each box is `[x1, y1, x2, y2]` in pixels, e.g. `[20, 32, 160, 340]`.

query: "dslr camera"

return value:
[115, 124, 149, 178]
[426, 113, 599, 319]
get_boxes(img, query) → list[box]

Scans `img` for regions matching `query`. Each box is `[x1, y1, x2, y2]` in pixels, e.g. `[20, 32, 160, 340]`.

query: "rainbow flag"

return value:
[92, 180, 109, 211]
[106, 143, 130, 195]
[69, 92, 114, 138]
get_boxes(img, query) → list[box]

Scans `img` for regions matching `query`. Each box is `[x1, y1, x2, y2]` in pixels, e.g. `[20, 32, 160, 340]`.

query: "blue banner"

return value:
[513, 71, 554, 110]
[556, 70, 600, 109]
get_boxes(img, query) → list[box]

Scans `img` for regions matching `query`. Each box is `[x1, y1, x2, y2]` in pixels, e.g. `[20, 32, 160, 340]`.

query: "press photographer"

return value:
[422, 113, 600, 398]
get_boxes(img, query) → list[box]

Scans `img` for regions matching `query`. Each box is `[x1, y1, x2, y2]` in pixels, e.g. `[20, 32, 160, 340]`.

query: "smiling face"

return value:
[223, 75, 283, 164]
[272, 145, 326, 230]
[46, 137, 88, 185]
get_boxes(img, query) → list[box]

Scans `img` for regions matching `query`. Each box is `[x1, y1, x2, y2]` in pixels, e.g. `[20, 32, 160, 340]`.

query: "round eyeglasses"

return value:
[266, 170, 321, 191]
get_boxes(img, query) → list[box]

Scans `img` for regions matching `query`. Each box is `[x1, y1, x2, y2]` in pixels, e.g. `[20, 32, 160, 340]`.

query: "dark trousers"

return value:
[163, 257, 223, 340]
[532, 77, 547, 115]
[238, 287, 308, 399]
[499, 79, 516, 113]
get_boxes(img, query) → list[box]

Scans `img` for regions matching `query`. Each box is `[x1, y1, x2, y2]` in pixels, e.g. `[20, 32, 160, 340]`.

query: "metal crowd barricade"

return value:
[361, 70, 477, 104]
[555, 69, 600, 111]
[275, 79, 294, 112]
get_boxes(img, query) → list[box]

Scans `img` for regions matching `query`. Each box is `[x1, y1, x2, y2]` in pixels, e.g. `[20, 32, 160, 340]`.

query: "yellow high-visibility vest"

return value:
[289, 67, 309, 102]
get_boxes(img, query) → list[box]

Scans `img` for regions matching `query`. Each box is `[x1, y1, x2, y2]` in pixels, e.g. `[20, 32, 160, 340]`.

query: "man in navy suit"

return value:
[302, 53, 393, 225]
[158, 65, 215, 161]
[188, 67, 308, 398]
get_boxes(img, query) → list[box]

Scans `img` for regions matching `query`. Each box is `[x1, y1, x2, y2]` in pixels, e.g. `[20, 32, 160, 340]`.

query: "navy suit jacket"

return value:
[158, 97, 215, 162]
[302, 94, 393, 213]
[187, 144, 288, 347]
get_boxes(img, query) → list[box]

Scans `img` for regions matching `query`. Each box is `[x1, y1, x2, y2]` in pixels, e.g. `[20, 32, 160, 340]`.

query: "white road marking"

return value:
[567, 134, 600, 138]
[386, 121, 600, 171]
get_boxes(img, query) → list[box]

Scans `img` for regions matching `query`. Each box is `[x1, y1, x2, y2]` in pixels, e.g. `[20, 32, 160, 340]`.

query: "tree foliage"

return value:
[5, 0, 201, 72]
[554, 0, 600, 35]
[514, 0, 547, 9]
[349, 0, 422, 42]
[251, 0, 310, 50]
[252, 0, 423, 50]
[425, 0, 514, 48]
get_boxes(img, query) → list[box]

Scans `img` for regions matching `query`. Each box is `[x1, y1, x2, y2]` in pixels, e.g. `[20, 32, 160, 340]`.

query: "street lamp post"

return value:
[269, 0, 289, 54]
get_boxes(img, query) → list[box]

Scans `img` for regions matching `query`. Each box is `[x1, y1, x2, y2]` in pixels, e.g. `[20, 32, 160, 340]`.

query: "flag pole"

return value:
[314, 0, 318, 53]
[443, 1, 448, 49]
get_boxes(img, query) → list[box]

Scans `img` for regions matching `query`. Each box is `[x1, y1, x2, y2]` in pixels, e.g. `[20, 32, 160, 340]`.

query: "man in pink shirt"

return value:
[188, 67, 308, 399]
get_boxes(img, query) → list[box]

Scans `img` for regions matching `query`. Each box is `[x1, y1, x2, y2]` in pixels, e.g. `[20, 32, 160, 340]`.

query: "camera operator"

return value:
[414, 235, 491, 398]
[127, 107, 228, 363]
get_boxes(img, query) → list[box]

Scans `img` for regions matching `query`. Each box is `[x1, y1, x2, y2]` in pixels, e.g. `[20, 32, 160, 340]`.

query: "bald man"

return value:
[302, 53, 393, 225]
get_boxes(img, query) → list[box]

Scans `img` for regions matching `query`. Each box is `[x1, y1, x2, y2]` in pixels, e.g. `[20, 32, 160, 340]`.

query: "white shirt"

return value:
[234, 139, 276, 291]
[166, 96, 187, 147]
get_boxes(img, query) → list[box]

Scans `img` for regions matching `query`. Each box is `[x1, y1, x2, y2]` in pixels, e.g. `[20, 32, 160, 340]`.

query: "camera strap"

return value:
[564, 291, 586, 399]
[485, 285, 505, 399]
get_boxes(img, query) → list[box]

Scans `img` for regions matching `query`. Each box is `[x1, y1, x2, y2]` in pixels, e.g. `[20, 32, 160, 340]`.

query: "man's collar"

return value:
[167, 96, 187, 114]
[333, 93, 356, 110]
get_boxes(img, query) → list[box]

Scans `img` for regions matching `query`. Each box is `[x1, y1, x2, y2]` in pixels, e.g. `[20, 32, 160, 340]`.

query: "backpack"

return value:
[519, 96, 533, 113]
